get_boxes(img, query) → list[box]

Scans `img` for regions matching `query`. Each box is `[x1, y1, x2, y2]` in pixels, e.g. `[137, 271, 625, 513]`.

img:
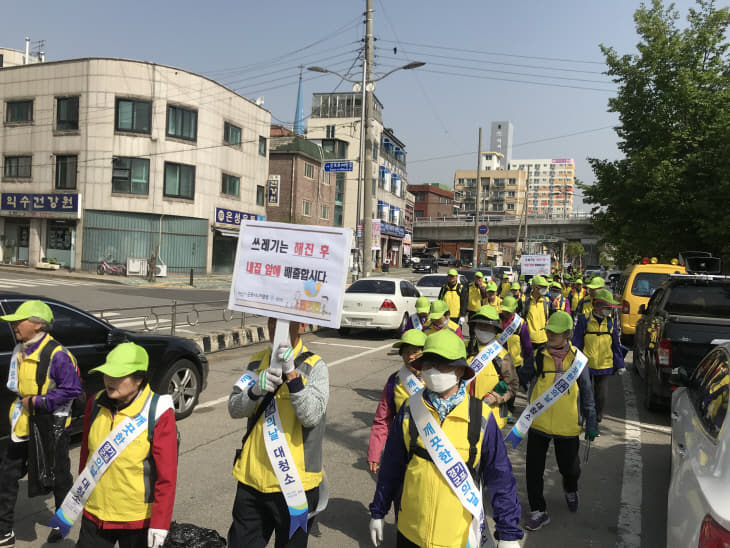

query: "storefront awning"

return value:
[216, 228, 240, 238]
[411, 242, 427, 250]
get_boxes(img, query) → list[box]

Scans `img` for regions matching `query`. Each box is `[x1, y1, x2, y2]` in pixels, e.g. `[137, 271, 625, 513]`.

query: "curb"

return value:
[189, 323, 325, 354]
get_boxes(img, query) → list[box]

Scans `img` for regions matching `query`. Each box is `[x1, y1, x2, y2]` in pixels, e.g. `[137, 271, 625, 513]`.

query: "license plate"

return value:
[350, 318, 368, 326]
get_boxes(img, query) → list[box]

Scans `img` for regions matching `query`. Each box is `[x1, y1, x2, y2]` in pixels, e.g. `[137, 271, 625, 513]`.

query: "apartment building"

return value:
[406, 183, 455, 219]
[453, 152, 527, 218]
[508, 157, 575, 217]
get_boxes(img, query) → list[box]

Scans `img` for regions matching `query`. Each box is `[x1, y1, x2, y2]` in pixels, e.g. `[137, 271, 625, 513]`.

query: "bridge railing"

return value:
[414, 212, 592, 226]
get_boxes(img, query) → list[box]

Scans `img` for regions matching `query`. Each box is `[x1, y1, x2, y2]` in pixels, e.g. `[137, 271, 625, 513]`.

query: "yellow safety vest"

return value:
[506, 317, 526, 368]
[440, 284, 464, 319]
[467, 283, 484, 312]
[525, 295, 549, 344]
[530, 345, 582, 437]
[469, 346, 509, 428]
[583, 315, 614, 372]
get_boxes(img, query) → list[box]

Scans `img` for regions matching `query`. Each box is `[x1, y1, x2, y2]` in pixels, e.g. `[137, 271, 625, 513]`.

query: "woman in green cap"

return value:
[484, 280, 502, 312]
[54, 342, 178, 548]
[367, 329, 427, 475]
[401, 296, 431, 334]
[549, 282, 571, 314]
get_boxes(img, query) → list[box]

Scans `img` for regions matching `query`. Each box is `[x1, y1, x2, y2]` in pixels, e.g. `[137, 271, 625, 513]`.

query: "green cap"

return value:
[586, 276, 605, 289]
[485, 281, 498, 292]
[502, 273, 509, 278]
[392, 329, 427, 349]
[545, 311, 573, 334]
[474, 271, 484, 279]
[501, 295, 519, 313]
[413, 329, 472, 379]
[550, 281, 562, 289]
[594, 288, 619, 306]
[575, 279, 583, 285]
[428, 300, 450, 320]
[0, 300, 53, 323]
[510, 282, 521, 290]
[519, 274, 525, 281]
[90, 342, 149, 377]
[469, 305, 503, 331]
[448, 268, 459, 276]
[532, 275, 549, 287]
[416, 296, 431, 314]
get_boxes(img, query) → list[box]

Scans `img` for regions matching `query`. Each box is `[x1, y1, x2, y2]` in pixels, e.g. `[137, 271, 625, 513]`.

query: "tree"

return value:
[581, 0, 730, 268]
[565, 242, 586, 267]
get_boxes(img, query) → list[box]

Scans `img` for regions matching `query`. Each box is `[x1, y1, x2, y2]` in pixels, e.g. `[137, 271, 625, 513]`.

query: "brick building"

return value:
[407, 183, 455, 219]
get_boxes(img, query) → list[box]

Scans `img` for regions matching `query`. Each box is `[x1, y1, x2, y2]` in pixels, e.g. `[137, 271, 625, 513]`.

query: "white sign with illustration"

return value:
[228, 221, 352, 328]
[521, 254, 552, 276]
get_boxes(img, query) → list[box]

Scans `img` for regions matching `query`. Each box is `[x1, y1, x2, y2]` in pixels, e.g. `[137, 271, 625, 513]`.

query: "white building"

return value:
[0, 55, 271, 273]
[490, 121, 513, 169]
[508, 158, 575, 218]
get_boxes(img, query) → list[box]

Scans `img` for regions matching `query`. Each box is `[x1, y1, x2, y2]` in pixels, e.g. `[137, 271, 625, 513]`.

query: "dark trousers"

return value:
[526, 430, 580, 512]
[0, 435, 72, 534]
[228, 482, 319, 548]
[592, 374, 610, 419]
[76, 516, 147, 548]
[397, 531, 419, 547]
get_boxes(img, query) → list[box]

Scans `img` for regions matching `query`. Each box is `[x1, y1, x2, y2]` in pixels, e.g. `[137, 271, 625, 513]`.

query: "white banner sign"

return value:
[228, 221, 352, 328]
[521, 254, 551, 276]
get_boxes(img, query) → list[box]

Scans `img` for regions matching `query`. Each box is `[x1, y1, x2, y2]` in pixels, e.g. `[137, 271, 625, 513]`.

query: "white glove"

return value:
[251, 368, 283, 396]
[496, 541, 521, 548]
[273, 343, 295, 374]
[148, 528, 168, 548]
[369, 518, 384, 547]
[459, 316, 466, 326]
[617, 368, 626, 376]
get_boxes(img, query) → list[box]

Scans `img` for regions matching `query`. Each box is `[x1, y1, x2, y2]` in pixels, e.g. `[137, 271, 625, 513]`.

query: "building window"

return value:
[164, 162, 195, 200]
[259, 136, 267, 156]
[222, 173, 240, 197]
[372, 141, 378, 160]
[325, 125, 335, 138]
[223, 121, 241, 146]
[6, 100, 33, 123]
[323, 172, 330, 185]
[166, 105, 197, 141]
[116, 98, 151, 133]
[55, 155, 77, 190]
[56, 97, 79, 131]
[256, 185, 265, 206]
[3, 156, 32, 178]
[112, 157, 149, 195]
[304, 163, 314, 179]
[303, 200, 312, 216]
[321, 205, 329, 220]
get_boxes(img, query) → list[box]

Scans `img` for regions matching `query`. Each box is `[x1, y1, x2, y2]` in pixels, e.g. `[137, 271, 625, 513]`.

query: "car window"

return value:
[617, 272, 630, 296]
[631, 272, 670, 297]
[417, 276, 447, 288]
[459, 270, 476, 283]
[400, 281, 415, 297]
[665, 284, 730, 317]
[48, 303, 109, 346]
[689, 348, 729, 438]
[0, 322, 15, 352]
[346, 280, 395, 295]
[646, 289, 664, 314]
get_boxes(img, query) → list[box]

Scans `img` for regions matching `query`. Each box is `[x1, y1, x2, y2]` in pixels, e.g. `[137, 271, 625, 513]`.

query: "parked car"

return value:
[0, 293, 209, 445]
[667, 342, 730, 547]
[633, 275, 730, 410]
[415, 274, 469, 300]
[437, 254, 458, 266]
[339, 278, 420, 335]
[413, 256, 438, 274]
[458, 268, 494, 284]
[493, 266, 515, 282]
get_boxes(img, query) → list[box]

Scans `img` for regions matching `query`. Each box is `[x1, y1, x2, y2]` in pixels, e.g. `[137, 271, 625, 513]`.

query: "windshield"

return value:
[665, 284, 730, 317]
[417, 276, 448, 287]
[346, 280, 395, 294]
[631, 273, 670, 297]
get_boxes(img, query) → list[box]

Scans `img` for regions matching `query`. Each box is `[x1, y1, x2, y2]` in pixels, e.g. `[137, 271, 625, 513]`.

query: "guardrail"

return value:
[89, 300, 258, 336]
[414, 213, 592, 225]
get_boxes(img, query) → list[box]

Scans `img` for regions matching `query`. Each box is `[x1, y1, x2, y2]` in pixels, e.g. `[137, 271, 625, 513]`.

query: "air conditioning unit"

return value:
[155, 264, 167, 277]
[126, 257, 148, 276]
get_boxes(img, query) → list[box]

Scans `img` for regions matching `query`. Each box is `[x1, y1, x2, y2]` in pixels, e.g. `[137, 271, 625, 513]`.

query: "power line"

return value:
[419, 68, 615, 92]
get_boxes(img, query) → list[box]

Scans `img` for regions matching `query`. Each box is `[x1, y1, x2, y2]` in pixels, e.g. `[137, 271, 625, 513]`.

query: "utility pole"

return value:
[361, 0, 375, 276]
[472, 128, 482, 267]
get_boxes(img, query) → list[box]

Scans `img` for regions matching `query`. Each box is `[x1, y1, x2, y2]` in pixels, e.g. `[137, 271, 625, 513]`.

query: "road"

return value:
[10, 328, 671, 548]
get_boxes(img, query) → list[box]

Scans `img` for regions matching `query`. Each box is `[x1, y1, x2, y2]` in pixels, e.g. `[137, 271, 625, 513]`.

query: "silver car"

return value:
[667, 342, 730, 547]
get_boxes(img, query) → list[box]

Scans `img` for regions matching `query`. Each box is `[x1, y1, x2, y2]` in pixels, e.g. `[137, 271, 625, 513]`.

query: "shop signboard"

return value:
[228, 221, 352, 328]
[380, 222, 405, 238]
[371, 219, 381, 250]
[1, 193, 81, 218]
[267, 175, 280, 206]
[215, 207, 265, 226]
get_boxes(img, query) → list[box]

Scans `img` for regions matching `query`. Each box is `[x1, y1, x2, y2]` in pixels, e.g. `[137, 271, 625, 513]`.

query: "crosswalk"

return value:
[0, 276, 101, 290]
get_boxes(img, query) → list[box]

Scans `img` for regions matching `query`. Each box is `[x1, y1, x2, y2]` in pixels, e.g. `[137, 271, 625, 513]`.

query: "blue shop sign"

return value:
[216, 207, 265, 226]
[1, 193, 80, 216]
[380, 222, 405, 238]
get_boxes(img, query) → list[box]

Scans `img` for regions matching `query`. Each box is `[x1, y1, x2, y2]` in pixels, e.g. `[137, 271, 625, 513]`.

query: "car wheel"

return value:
[338, 327, 351, 336]
[161, 359, 202, 420]
[644, 367, 659, 411]
[631, 345, 641, 376]
[397, 312, 408, 334]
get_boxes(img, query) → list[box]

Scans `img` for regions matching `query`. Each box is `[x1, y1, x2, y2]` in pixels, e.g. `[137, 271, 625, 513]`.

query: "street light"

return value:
[307, 59, 425, 278]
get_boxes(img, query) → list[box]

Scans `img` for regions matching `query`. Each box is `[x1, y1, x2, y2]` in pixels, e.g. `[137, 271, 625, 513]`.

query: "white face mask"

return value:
[539, 287, 548, 296]
[475, 329, 496, 345]
[595, 308, 610, 319]
[422, 368, 459, 393]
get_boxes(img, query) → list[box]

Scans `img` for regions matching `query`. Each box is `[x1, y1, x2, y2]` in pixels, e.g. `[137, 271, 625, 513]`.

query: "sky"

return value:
[0, 0, 703, 213]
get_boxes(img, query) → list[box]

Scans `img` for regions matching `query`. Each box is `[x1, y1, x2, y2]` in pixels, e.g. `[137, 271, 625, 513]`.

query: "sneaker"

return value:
[524, 510, 550, 531]
[0, 531, 15, 548]
[47, 527, 63, 543]
[565, 491, 579, 512]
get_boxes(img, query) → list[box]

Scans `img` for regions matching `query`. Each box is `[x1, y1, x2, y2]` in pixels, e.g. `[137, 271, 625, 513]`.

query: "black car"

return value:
[0, 294, 209, 444]
[413, 256, 438, 274]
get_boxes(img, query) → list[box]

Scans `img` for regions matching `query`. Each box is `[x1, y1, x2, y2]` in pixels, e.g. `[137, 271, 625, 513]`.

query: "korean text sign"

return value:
[228, 221, 352, 328]
[521, 254, 551, 276]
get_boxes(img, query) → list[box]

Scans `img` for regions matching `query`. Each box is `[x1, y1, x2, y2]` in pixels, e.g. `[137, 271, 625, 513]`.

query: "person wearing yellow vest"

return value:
[517, 312, 598, 532]
[76, 343, 177, 548]
[228, 318, 328, 548]
[509, 282, 524, 315]
[499, 273, 512, 299]
[523, 276, 555, 348]
[550, 282, 571, 315]
[368, 329, 523, 548]
[367, 329, 427, 474]
[569, 279, 586, 318]
[437, 269, 468, 327]
[423, 300, 464, 340]
[401, 296, 431, 334]
[572, 289, 625, 423]
[467, 271, 488, 320]
[561, 278, 572, 299]
[575, 277, 605, 320]
[499, 296, 534, 373]
[484, 280, 502, 312]
[0, 300, 81, 547]
[467, 306, 519, 429]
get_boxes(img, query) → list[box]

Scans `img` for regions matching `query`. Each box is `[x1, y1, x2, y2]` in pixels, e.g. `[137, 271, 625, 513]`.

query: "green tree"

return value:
[582, 0, 730, 267]
[565, 241, 586, 267]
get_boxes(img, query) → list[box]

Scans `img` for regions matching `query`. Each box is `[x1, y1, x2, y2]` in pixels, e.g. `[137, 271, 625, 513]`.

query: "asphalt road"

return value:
[10, 328, 671, 548]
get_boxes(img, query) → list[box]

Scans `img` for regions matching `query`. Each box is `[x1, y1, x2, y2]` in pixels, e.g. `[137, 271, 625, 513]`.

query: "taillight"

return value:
[699, 514, 730, 547]
[657, 338, 672, 367]
[622, 300, 630, 315]
[379, 299, 397, 311]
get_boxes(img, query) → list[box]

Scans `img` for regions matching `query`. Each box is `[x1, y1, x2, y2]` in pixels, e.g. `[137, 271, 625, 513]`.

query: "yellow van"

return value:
[616, 258, 686, 344]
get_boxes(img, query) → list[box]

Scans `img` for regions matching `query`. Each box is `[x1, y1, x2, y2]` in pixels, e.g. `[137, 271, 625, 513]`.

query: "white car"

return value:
[667, 342, 730, 547]
[339, 277, 421, 334]
[415, 274, 468, 299]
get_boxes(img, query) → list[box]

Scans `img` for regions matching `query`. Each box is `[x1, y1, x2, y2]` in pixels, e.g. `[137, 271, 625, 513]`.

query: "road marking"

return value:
[617, 372, 642, 548]
[308, 341, 375, 350]
[602, 415, 672, 436]
[328, 341, 394, 368]
[196, 395, 230, 410]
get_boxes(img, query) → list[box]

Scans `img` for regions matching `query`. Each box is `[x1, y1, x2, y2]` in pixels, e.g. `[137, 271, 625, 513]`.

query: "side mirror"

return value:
[638, 304, 646, 315]
[107, 328, 127, 347]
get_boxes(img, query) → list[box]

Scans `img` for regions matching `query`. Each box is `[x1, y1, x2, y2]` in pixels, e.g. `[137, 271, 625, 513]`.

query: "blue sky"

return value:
[1, 0, 702, 212]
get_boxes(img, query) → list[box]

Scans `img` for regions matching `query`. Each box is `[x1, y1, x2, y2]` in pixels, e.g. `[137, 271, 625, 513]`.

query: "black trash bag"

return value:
[163, 522, 226, 548]
[27, 412, 63, 498]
